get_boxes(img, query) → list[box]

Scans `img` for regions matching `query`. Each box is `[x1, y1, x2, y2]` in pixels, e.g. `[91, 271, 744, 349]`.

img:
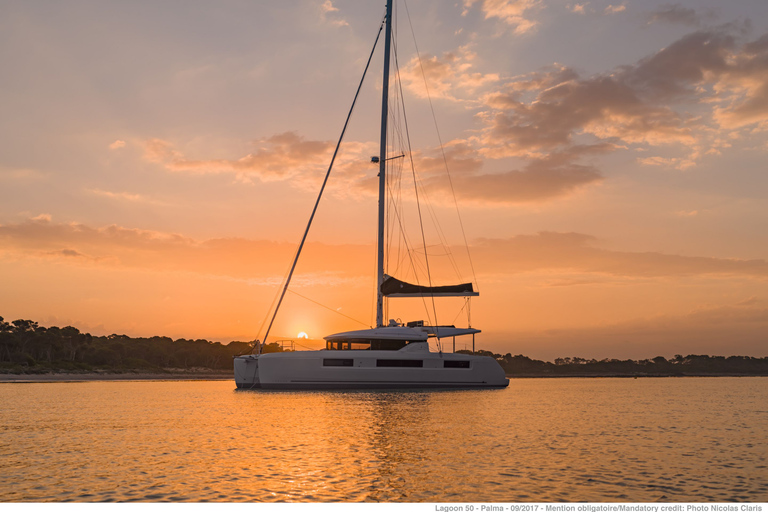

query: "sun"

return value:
[297, 332, 309, 339]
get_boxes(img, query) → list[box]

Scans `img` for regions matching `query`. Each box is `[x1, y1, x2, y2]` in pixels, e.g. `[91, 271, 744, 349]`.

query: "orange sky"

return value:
[2, 0, 768, 359]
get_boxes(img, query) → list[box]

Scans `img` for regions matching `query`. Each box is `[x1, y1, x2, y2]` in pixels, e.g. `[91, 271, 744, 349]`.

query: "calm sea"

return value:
[1, 377, 766, 502]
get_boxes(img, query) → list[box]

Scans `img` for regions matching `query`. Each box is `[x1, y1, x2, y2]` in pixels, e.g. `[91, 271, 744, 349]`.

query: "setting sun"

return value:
[297, 332, 309, 339]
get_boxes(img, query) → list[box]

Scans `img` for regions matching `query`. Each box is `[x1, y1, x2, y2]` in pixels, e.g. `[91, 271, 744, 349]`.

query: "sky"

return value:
[2, 0, 768, 360]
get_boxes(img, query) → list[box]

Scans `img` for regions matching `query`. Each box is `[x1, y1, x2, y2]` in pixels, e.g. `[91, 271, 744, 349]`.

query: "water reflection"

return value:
[1, 379, 767, 502]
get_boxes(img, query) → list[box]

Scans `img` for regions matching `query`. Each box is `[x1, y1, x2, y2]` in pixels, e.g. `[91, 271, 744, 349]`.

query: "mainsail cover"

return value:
[381, 275, 479, 297]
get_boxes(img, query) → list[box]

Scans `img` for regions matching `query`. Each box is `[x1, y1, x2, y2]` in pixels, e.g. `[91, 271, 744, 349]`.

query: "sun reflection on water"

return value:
[0, 379, 767, 501]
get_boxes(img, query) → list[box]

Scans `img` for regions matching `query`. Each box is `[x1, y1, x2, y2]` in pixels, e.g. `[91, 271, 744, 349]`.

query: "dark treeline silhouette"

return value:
[458, 350, 768, 376]
[2, 316, 766, 375]
[0, 316, 283, 373]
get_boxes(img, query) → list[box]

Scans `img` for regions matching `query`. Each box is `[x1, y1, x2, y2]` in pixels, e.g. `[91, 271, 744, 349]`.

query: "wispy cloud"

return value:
[319, 0, 348, 27]
[604, 3, 627, 15]
[4, 217, 768, 281]
[31, 213, 52, 222]
[0, 167, 46, 181]
[87, 188, 159, 204]
[0, 216, 373, 284]
[144, 132, 333, 183]
[487, 301, 768, 359]
[568, 3, 588, 14]
[462, 0, 542, 35]
[637, 155, 696, 170]
[646, 4, 700, 26]
[423, 143, 608, 204]
[473, 232, 768, 278]
[398, 45, 500, 101]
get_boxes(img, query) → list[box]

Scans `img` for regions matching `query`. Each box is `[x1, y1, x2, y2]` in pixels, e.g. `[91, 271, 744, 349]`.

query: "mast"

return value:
[376, 0, 393, 328]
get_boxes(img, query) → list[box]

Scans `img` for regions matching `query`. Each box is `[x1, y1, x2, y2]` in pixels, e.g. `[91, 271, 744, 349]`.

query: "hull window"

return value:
[444, 360, 470, 368]
[323, 358, 354, 367]
[376, 359, 423, 368]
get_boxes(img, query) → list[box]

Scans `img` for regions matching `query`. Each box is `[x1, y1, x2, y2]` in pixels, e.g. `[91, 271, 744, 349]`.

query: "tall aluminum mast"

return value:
[376, 0, 393, 328]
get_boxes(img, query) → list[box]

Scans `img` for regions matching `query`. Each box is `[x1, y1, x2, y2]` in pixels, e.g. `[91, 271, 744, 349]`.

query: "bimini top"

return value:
[380, 274, 479, 297]
[324, 326, 429, 342]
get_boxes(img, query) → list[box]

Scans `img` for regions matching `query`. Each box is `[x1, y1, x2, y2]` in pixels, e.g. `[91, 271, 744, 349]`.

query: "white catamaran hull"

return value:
[234, 348, 508, 390]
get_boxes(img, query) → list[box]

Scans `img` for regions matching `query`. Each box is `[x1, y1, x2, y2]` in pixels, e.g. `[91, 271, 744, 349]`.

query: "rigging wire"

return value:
[387, 35, 437, 328]
[402, 0, 480, 293]
[287, 289, 370, 328]
[257, 14, 386, 349]
[391, 32, 440, 332]
[387, 4, 468, 289]
[235, 245, 299, 356]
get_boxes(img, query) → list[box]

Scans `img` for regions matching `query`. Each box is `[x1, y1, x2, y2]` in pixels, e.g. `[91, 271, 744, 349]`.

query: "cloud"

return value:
[472, 231, 768, 278]
[462, 0, 541, 35]
[646, 4, 699, 26]
[87, 188, 157, 203]
[637, 155, 696, 170]
[0, 167, 46, 181]
[0, 216, 373, 284]
[711, 35, 768, 129]
[331, 139, 606, 204]
[46, 248, 87, 259]
[410, 140, 485, 177]
[474, 28, 768, 178]
[736, 296, 759, 306]
[485, 302, 768, 359]
[7, 218, 767, 283]
[108, 140, 126, 150]
[144, 132, 333, 183]
[481, 66, 696, 158]
[568, 3, 587, 14]
[624, 31, 733, 101]
[398, 46, 500, 101]
[135, 29, 768, 207]
[604, 3, 626, 15]
[423, 144, 608, 203]
[319, 0, 348, 27]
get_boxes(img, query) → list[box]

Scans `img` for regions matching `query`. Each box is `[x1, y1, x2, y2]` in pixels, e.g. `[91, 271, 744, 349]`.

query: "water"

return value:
[1, 377, 767, 502]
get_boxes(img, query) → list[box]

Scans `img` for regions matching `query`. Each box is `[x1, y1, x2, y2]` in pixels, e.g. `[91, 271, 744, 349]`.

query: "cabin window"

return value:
[376, 359, 423, 368]
[326, 340, 372, 350]
[323, 358, 354, 367]
[326, 339, 423, 351]
[444, 360, 470, 368]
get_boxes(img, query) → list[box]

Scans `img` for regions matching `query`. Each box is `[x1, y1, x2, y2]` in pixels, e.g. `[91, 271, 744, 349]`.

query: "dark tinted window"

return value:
[444, 360, 470, 368]
[371, 339, 409, 350]
[326, 339, 412, 351]
[376, 359, 423, 367]
[323, 358, 354, 367]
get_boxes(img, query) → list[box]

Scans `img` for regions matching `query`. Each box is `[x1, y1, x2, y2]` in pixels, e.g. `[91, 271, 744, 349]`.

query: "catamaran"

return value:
[234, 0, 509, 390]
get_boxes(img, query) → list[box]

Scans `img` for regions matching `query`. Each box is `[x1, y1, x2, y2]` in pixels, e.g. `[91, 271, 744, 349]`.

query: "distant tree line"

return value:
[2, 316, 766, 375]
[0, 316, 283, 373]
[459, 350, 768, 376]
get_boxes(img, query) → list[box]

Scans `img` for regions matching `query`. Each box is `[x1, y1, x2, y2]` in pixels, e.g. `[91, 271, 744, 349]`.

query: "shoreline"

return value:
[2, 372, 766, 383]
[507, 373, 768, 378]
[0, 371, 233, 383]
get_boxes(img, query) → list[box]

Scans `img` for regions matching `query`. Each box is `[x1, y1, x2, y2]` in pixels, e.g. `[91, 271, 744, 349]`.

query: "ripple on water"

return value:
[1, 378, 767, 501]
